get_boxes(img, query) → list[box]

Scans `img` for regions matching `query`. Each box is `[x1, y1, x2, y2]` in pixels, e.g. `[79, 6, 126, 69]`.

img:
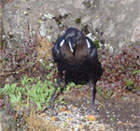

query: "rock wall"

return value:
[0, 2, 2, 47]
[2, 0, 140, 50]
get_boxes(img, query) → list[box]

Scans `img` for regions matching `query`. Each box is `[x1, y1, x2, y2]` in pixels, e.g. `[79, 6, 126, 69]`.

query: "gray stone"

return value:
[81, 16, 91, 24]
[58, 8, 68, 16]
[1, 0, 140, 50]
[88, 0, 140, 48]
[39, 21, 47, 37]
[0, 3, 2, 46]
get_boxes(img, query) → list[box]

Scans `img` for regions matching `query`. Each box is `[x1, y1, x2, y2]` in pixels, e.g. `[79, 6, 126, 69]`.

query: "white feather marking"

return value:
[68, 41, 74, 52]
[60, 39, 65, 47]
[86, 39, 91, 48]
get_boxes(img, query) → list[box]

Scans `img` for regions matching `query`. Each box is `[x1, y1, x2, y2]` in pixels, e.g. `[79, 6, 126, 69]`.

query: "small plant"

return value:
[0, 83, 15, 95]
[55, 95, 64, 104]
[0, 75, 57, 111]
[125, 79, 134, 88]
[64, 82, 82, 92]
[0, 36, 37, 74]
[75, 18, 81, 24]
[9, 92, 22, 108]
[125, 79, 137, 93]
[97, 45, 140, 95]
[21, 75, 33, 86]
[94, 40, 100, 49]
[132, 69, 139, 75]
[65, 82, 76, 92]
[96, 86, 113, 98]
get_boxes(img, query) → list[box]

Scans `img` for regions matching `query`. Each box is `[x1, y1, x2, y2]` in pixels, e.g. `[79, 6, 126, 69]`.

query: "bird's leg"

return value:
[88, 75, 97, 110]
[49, 69, 63, 108]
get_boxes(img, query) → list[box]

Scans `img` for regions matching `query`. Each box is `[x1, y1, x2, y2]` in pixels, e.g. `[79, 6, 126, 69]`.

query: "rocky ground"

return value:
[44, 88, 140, 131]
[0, 0, 140, 131]
[1, 0, 140, 49]
[0, 64, 139, 131]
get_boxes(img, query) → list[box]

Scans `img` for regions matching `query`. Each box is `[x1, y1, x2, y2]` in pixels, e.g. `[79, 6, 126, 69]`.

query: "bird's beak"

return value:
[68, 41, 74, 53]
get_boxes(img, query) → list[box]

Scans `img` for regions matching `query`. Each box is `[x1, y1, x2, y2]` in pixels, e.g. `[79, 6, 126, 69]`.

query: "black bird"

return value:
[50, 27, 102, 110]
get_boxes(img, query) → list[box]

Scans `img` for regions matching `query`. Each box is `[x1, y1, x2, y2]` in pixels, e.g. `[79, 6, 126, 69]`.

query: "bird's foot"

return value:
[48, 102, 54, 109]
[88, 104, 99, 114]
[45, 107, 58, 116]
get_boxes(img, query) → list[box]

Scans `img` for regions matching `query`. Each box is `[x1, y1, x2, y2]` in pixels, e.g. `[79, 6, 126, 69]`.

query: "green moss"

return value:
[75, 18, 81, 24]
[94, 40, 100, 49]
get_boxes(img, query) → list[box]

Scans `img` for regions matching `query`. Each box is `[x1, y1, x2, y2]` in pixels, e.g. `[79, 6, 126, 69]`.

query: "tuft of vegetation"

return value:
[97, 45, 140, 96]
[96, 86, 113, 99]
[0, 38, 37, 74]
[75, 18, 81, 24]
[0, 59, 83, 112]
[94, 40, 100, 49]
[0, 75, 55, 111]
[0, 34, 52, 76]
[24, 109, 62, 131]
[0, 60, 62, 111]
[53, 14, 69, 28]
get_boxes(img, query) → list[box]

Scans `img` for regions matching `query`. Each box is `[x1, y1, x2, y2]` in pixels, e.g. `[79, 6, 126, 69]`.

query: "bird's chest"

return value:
[60, 43, 90, 63]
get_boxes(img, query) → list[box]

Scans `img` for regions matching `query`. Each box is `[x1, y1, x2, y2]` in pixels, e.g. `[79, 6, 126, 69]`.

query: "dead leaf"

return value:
[86, 115, 96, 121]
[72, 106, 75, 109]
[61, 107, 66, 112]
[40, 113, 46, 117]
[79, 124, 84, 129]
[66, 110, 71, 114]
[51, 116, 55, 121]
[68, 117, 72, 121]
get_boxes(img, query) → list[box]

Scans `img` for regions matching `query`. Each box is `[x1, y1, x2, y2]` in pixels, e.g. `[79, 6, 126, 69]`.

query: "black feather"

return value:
[50, 27, 103, 110]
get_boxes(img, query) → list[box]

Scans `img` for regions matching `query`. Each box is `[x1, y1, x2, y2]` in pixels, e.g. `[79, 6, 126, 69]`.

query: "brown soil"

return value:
[0, 65, 140, 131]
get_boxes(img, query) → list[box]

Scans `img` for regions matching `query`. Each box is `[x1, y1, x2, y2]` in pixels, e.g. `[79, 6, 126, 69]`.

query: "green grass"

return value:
[0, 60, 85, 112]
[94, 40, 100, 49]
[125, 79, 137, 93]
[0, 61, 57, 111]
[0, 78, 82, 111]
[0, 61, 83, 112]
[75, 18, 81, 24]
[0, 75, 56, 111]
[97, 86, 113, 99]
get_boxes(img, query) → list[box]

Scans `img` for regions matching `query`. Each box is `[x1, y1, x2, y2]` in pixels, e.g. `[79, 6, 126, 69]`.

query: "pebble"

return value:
[81, 16, 91, 24]
[58, 8, 68, 16]
[42, 104, 112, 131]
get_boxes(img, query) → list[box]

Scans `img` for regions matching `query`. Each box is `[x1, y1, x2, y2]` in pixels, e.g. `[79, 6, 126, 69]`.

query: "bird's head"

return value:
[59, 27, 85, 55]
